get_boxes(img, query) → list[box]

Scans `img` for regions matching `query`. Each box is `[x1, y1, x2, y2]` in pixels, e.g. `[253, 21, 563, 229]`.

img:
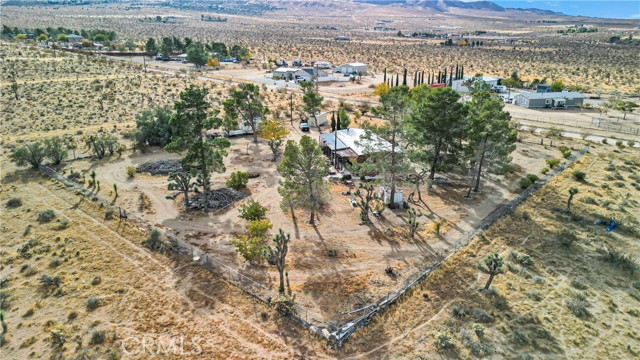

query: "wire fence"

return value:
[511, 113, 639, 136]
[330, 145, 591, 346]
[39, 164, 337, 343]
[40, 145, 589, 348]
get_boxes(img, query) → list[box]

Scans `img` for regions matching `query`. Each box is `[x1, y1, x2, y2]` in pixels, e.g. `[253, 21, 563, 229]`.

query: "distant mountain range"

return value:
[353, 0, 565, 15]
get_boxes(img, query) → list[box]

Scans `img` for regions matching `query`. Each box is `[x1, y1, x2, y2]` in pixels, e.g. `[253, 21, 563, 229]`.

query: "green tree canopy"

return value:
[165, 86, 230, 205]
[277, 136, 330, 225]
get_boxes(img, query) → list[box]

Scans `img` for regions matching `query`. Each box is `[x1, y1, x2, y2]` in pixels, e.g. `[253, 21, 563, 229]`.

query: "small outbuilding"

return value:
[513, 91, 584, 109]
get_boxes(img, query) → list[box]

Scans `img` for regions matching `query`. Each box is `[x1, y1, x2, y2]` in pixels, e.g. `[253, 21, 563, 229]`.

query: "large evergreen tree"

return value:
[223, 83, 268, 143]
[165, 86, 230, 208]
[465, 91, 517, 196]
[277, 136, 330, 225]
[407, 87, 469, 182]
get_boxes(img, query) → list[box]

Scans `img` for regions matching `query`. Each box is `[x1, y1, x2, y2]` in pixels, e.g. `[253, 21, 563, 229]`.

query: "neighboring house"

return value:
[513, 91, 584, 109]
[66, 34, 83, 42]
[452, 75, 502, 93]
[272, 67, 299, 80]
[293, 68, 329, 82]
[313, 61, 332, 69]
[318, 128, 394, 171]
[335, 62, 368, 75]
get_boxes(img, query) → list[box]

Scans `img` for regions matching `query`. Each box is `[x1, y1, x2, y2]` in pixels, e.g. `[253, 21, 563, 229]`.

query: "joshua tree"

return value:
[477, 253, 505, 290]
[168, 171, 195, 212]
[567, 187, 579, 211]
[406, 208, 421, 240]
[354, 183, 377, 224]
[268, 229, 290, 294]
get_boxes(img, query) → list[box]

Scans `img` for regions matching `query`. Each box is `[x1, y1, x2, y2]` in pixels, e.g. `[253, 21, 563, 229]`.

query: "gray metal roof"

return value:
[516, 91, 584, 99]
[319, 133, 348, 151]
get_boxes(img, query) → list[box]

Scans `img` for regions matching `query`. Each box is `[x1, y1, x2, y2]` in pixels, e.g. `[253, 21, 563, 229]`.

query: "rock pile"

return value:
[189, 188, 247, 210]
[136, 159, 183, 175]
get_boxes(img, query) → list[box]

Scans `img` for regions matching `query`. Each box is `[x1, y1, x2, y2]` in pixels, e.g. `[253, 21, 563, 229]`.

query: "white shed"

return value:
[336, 62, 368, 75]
[379, 186, 403, 207]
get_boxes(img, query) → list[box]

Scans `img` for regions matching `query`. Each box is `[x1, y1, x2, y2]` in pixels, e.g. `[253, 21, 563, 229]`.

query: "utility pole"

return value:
[315, 63, 319, 95]
[289, 91, 293, 126]
[333, 110, 338, 169]
[142, 56, 147, 75]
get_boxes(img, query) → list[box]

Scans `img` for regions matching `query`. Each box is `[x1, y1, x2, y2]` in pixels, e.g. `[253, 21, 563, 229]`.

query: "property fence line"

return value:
[330, 145, 591, 346]
[511, 113, 639, 136]
[40, 146, 589, 348]
[38, 165, 337, 344]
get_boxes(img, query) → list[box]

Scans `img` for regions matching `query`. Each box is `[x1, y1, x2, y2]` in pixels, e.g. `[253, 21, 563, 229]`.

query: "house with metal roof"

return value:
[335, 63, 368, 75]
[513, 91, 584, 109]
[318, 128, 394, 171]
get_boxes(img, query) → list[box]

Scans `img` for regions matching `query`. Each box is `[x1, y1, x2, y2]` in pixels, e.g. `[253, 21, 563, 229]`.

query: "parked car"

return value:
[299, 122, 310, 132]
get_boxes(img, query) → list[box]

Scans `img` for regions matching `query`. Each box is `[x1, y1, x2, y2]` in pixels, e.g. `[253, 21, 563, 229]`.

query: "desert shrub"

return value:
[49, 258, 61, 268]
[452, 305, 470, 319]
[231, 219, 272, 263]
[580, 197, 598, 205]
[562, 150, 572, 158]
[628, 140, 636, 147]
[10, 141, 47, 168]
[493, 296, 508, 310]
[44, 136, 68, 165]
[558, 145, 569, 153]
[545, 127, 562, 137]
[5, 197, 22, 209]
[571, 278, 588, 290]
[601, 183, 610, 189]
[512, 326, 529, 344]
[90, 330, 106, 345]
[516, 253, 535, 267]
[91, 276, 102, 286]
[0, 291, 10, 310]
[558, 230, 578, 247]
[104, 208, 114, 220]
[566, 293, 590, 318]
[39, 275, 62, 288]
[602, 138, 608, 144]
[126, 166, 136, 178]
[226, 171, 249, 190]
[527, 289, 542, 301]
[545, 159, 560, 169]
[616, 140, 625, 150]
[49, 325, 66, 348]
[86, 296, 102, 311]
[238, 199, 267, 221]
[519, 176, 534, 189]
[271, 293, 296, 316]
[572, 170, 587, 181]
[67, 311, 78, 321]
[37, 209, 56, 223]
[327, 249, 337, 257]
[434, 330, 456, 351]
[601, 247, 638, 274]
[142, 229, 167, 252]
[133, 105, 174, 147]
[472, 308, 492, 323]
[473, 324, 485, 338]
[540, 167, 549, 175]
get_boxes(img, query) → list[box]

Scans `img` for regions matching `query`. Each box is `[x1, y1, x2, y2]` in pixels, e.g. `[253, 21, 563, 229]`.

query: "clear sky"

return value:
[491, 0, 640, 19]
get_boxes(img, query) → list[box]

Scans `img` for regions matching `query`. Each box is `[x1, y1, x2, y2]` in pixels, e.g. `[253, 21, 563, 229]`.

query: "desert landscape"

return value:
[1, 0, 639, 359]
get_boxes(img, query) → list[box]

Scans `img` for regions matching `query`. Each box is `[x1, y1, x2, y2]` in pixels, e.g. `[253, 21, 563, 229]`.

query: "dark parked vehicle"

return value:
[299, 122, 310, 132]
